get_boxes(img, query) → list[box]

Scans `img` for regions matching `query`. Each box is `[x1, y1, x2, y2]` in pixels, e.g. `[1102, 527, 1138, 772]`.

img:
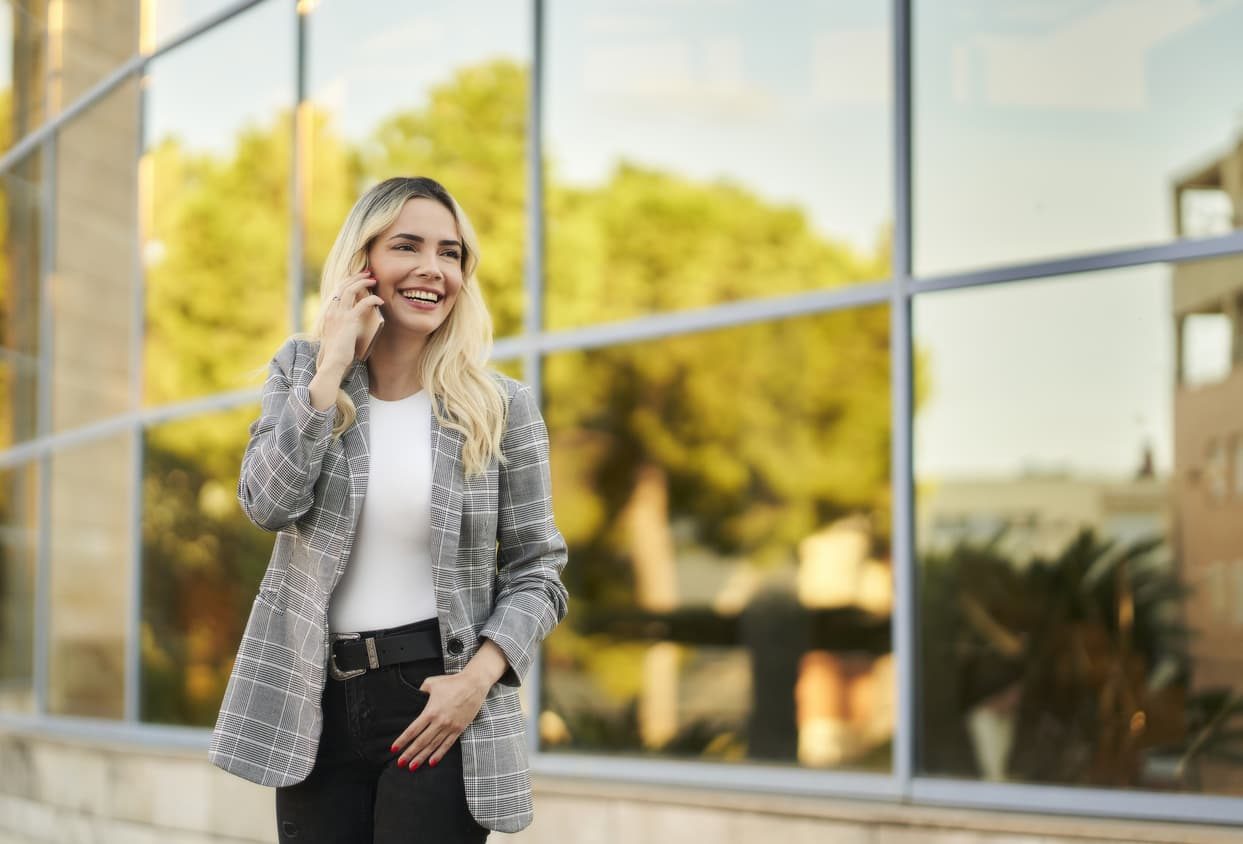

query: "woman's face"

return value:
[365, 196, 465, 338]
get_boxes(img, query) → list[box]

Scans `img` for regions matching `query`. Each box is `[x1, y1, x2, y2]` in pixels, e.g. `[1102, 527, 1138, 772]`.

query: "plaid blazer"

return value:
[207, 337, 569, 833]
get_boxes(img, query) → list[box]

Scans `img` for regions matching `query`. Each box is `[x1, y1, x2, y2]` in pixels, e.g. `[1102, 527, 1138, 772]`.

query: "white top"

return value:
[327, 387, 438, 633]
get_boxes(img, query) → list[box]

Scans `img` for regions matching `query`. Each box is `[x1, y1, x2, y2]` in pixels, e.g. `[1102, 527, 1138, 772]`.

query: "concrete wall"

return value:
[1, 727, 1239, 844]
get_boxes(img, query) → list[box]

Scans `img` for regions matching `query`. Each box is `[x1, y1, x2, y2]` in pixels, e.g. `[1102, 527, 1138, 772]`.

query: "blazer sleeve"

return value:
[236, 338, 340, 533]
[479, 381, 570, 688]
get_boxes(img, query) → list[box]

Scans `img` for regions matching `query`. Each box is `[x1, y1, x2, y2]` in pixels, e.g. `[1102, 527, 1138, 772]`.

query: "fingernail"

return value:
[429, 758, 438, 768]
[390, 744, 399, 753]
[396, 758, 407, 768]
[411, 760, 421, 771]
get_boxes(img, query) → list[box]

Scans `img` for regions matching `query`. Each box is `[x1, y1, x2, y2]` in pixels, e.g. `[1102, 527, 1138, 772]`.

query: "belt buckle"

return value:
[328, 631, 380, 680]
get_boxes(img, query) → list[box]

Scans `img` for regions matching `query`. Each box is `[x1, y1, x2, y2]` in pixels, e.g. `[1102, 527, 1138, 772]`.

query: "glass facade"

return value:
[52, 76, 137, 432]
[3, 0, 1243, 829]
[540, 309, 893, 769]
[140, 402, 262, 725]
[543, 0, 892, 329]
[140, 0, 293, 407]
[0, 150, 41, 449]
[913, 0, 1243, 275]
[0, 460, 37, 713]
[915, 263, 1215, 793]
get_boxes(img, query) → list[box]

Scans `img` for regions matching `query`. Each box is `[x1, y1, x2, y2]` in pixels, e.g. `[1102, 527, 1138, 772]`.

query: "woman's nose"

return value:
[414, 253, 443, 278]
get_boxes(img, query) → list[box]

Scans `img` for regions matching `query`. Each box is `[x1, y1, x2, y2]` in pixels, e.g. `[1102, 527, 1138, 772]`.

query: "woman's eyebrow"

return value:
[387, 232, 462, 248]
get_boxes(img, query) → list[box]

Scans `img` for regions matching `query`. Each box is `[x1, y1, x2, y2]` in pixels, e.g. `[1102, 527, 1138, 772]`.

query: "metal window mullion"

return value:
[891, 0, 915, 795]
[527, 280, 893, 355]
[291, 2, 307, 335]
[32, 132, 56, 715]
[911, 229, 1243, 292]
[523, 0, 546, 759]
[125, 65, 149, 724]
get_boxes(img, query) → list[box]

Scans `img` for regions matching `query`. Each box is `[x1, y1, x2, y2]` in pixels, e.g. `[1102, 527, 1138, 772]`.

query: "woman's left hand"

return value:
[391, 637, 510, 769]
[391, 670, 490, 769]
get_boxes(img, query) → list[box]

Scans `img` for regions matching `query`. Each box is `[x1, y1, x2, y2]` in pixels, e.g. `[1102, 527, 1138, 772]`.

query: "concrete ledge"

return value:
[1, 725, 1241, 843]
[523, 775, 1243, 844]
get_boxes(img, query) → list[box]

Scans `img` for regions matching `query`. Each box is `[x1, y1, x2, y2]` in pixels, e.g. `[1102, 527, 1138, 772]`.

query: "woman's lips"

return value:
[398, 294, 438, 311]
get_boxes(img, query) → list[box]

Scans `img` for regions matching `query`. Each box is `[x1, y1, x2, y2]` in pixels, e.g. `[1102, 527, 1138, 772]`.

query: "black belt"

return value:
[328, 625, 441, 681]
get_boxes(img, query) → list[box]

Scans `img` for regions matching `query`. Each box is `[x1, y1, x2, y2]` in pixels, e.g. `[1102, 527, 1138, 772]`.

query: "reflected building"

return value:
[918, 459, 1172, 563]
[46, 27, 140, 719]
[1172, 137, 1243, 790]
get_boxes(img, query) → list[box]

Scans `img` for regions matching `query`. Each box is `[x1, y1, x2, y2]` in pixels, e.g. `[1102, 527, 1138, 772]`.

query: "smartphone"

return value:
[355, 265, 385, 362]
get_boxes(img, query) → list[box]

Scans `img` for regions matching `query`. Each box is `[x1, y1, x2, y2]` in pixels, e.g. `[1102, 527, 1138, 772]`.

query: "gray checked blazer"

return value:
[207, 336, 569, 833]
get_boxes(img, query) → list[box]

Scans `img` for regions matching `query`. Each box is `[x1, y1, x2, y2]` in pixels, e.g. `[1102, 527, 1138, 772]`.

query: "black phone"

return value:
[355, 264, 385, 362]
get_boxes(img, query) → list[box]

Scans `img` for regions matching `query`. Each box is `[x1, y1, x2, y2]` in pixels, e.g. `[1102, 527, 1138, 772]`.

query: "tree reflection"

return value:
[919, 525, 1243, 790]
[139, 59, 897, 751]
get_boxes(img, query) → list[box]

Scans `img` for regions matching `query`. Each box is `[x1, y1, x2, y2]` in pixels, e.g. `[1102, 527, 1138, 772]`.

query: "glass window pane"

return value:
[140, 403, 261, 726]
[0, 1, 48, 151]
[543, 0, 892, 330]
[1181, 312, 1233, 387]
[491, 357, 522, 382]
[914, 259, 1243, 795]
[0, 459, 38, 713]
[141, 0, 293, 407]
[48, 432, 133, 718]
[52, 76, 139, 431]
[55, 2, 138, 111]
[0, 151, 41, 450]
[302, 0, 531, 338]
[143, 0, 244, 52]
[914, 0, 1243, 275]
[540, 308, 893, 770]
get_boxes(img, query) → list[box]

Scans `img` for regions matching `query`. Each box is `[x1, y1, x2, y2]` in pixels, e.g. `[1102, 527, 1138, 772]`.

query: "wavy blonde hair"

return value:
[271, 176, 507, 478]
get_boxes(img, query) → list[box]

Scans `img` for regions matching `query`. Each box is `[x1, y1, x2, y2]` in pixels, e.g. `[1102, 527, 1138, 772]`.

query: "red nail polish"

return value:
[390, 744, 399, 753]
[396, 758, 407, 768]
[411, 760, 421, 771]
[429, 758, 438, 768]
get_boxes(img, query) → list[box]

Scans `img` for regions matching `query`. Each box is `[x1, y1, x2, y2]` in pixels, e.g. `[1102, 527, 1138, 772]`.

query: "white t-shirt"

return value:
[327, 388, 438, 633]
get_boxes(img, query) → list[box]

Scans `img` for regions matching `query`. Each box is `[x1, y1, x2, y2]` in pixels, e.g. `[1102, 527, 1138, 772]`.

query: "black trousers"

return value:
[275, 617, 491, 843]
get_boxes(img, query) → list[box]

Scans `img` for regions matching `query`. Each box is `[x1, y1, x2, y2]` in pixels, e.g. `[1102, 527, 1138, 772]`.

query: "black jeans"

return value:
[275, 617, 491, 843]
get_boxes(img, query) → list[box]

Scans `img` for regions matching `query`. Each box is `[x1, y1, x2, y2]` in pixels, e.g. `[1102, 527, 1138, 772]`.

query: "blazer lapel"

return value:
[338, 361, 464, 589]
[427, 393, 464, 614]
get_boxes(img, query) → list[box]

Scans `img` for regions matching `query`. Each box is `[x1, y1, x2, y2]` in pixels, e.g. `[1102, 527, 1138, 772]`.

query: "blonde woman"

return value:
[208, 176, 569, 842]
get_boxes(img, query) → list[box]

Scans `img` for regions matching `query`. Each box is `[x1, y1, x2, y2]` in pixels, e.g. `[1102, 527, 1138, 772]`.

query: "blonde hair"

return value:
[268, 176, 507, 478]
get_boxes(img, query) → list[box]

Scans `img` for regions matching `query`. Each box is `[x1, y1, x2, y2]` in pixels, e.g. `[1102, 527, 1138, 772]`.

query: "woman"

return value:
[208, 176, 569, 842]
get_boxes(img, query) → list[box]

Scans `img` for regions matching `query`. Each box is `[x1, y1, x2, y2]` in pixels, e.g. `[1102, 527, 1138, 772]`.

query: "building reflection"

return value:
[913, 131, 1243, 794]
[1172, 133, 1243, 793]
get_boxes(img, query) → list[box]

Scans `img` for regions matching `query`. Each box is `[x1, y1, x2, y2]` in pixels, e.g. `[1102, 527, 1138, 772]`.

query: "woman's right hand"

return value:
[317, 270, 383, 372]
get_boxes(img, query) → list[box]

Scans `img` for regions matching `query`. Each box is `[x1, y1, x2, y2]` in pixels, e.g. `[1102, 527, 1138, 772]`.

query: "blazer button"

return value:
[447, 637, 464, 655]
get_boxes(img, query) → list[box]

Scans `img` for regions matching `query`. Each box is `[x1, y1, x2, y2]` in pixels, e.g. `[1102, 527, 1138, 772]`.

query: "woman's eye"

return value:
[442, 251, 460, 259]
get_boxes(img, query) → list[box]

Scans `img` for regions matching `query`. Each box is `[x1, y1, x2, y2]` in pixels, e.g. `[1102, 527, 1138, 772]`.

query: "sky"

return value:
[121, 0, 1243, 480]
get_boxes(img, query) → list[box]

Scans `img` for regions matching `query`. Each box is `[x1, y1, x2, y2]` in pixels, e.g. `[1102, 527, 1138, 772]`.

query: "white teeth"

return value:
[401, 290, 439, 303]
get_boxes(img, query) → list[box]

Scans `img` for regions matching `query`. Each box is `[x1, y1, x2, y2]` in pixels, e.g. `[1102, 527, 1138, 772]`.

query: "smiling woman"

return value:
[209, 177, 570, 839]
[369, 206, 465, 344]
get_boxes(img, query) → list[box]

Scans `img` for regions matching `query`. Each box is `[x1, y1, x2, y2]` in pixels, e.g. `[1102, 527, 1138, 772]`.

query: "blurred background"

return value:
[1, 1, 1243, 842]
